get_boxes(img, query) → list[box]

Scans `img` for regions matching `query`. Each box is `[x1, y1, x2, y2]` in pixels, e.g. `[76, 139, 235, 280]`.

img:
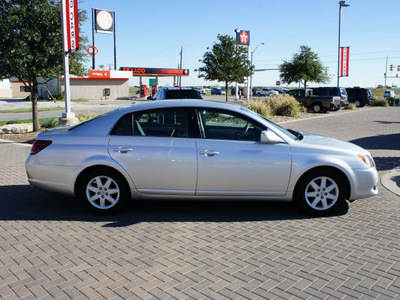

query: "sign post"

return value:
[61, 0, 79, 123]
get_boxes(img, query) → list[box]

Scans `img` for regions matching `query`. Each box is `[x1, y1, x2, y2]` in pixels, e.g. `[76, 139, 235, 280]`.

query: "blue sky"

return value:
[79, 0, 400, 88]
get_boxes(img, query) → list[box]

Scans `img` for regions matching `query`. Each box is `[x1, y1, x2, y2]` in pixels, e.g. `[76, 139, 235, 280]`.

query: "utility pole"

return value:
[385, 56, 388, 88]
[179, 46, 184, 86]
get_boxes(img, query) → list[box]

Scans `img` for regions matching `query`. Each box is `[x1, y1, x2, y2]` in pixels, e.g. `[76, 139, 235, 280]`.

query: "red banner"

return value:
[340, 47, 349, 77]
[62, 0, 79, 53]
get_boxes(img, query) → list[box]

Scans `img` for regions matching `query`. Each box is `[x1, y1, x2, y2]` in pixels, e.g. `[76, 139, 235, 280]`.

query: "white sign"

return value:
[62, 0, 79, 53]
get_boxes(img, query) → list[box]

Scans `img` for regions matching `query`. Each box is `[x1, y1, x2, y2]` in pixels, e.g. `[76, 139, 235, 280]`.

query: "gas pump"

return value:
[140, 84, 147, 97]
[151, 85, 157, 97]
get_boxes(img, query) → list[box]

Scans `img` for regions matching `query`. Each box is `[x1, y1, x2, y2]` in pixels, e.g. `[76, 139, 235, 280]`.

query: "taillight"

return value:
[30, 140, 52, 155]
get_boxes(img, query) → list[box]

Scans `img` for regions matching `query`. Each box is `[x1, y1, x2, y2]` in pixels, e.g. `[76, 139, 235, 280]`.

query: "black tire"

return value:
[77, 168, 130, 214]
[311, 103, 323, 113]
[295, 169, 346, 215]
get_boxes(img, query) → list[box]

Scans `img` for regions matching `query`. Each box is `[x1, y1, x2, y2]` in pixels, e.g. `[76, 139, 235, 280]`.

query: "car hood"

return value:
[297, 132, 369, 154]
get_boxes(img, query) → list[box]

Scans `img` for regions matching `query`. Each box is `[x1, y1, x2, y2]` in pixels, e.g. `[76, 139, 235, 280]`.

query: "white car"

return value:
[26, 100, 378, 215]
[384, 90, 395, 98]
[257, 88, 279, 96]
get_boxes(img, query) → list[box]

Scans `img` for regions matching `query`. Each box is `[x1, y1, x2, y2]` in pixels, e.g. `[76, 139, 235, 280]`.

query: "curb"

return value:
[381, 167, 400, 197]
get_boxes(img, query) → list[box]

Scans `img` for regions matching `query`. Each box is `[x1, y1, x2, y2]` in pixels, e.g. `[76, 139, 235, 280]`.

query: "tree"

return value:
[0, 0, 88, 131]
[279, 45, 329, 89]
[196, 34, 253, 102]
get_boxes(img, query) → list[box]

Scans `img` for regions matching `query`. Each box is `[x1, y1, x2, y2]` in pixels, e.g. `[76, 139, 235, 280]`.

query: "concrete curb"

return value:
[381, 167, 400, 197]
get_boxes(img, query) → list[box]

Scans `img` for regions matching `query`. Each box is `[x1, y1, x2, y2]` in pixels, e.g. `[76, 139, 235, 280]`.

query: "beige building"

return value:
[7, 70, 132, 100]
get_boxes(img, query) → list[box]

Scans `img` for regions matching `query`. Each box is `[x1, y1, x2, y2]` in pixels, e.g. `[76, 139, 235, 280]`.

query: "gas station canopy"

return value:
[119, 67, 189, 77]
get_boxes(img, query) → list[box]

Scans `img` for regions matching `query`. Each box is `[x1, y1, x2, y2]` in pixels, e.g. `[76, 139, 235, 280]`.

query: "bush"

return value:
[245, 100, 271, 119]
[76, 113, 97, 122]
[40, 118, 58, 129]
[344, 103, 357, 110]
[387, 97, 399, 106]
[246, 94, 303, 118]
[371, 98, 389, 107]
[266, 94, 302, 117]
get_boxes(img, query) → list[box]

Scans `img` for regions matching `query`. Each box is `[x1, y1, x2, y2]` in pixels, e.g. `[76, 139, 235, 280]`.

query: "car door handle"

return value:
[200, 149, 220, 157]
[113, 146, 133, 153]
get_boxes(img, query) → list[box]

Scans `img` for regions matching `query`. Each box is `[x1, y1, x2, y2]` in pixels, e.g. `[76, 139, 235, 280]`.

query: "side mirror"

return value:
[260, 130, 285, 144]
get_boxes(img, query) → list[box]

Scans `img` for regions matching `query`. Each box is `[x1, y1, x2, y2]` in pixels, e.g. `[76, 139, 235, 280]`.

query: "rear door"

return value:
[108, 108, 198, 195]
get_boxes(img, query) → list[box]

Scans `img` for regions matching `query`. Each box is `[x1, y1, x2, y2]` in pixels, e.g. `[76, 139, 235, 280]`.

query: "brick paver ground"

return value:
[0, 106, 399, 299]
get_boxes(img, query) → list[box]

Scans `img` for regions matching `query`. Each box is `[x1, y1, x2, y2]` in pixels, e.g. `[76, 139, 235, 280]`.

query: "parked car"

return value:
[274, 88, 288, 94]
[384, 90, 395, 98]
[256, 88, 279, 96]
[211, 88, 225, 95]
[26, 100, 378, 216]
[196, 88, 206, 95]
[312, 87, 349, 108]
[231, 88, 244, 95]
[148, 87, 202, 100]
[287, 89, 341, 112]
[345, 87, 372, 107]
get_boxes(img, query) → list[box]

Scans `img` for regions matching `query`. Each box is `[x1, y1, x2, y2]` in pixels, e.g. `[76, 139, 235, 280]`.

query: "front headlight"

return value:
[358, 154, 375, 168]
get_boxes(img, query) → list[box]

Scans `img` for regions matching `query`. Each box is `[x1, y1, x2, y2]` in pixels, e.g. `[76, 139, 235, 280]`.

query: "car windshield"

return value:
[240, 107, 298, 140]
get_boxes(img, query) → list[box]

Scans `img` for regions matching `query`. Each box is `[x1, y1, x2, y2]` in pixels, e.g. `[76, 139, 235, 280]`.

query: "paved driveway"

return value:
[0, 107, 399, 299]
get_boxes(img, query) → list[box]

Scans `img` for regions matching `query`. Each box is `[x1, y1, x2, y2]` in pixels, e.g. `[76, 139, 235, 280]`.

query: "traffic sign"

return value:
[87, 46, 99, 56]
[276, 81, 281, 86]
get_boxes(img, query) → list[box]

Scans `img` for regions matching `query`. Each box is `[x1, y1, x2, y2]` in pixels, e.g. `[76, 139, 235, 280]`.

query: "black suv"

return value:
[149, 87, 203, 100]
[345, 87, 372, 107]
[312, 87, 349, 108]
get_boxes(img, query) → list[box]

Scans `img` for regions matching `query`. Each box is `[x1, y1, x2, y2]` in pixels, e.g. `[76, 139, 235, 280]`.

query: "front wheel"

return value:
[77, 169, 129, 214]
[295, 170, 346, 215]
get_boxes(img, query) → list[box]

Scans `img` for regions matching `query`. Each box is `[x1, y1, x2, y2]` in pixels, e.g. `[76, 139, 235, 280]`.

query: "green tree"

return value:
[279, 45, 329, 89]
[0, 0, 88, 131]
[196, 34, 253, 102]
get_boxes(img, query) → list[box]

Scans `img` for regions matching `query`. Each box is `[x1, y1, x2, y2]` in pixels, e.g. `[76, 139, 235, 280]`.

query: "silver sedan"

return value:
[25, 100, 379, 215]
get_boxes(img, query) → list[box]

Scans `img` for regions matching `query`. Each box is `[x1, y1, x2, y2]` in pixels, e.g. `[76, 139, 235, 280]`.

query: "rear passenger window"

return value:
[133, 108, 190, 137]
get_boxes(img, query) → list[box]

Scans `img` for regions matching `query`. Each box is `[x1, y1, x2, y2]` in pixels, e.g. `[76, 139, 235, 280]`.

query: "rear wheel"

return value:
[77, 169, 129, 214]
[311, 103, 323, 113]
[295, 169, 346, 215]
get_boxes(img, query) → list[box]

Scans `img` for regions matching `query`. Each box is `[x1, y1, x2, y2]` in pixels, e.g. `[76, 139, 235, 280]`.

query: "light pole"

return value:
[337, 1, 350, 88]
[250, 42, 264, 98]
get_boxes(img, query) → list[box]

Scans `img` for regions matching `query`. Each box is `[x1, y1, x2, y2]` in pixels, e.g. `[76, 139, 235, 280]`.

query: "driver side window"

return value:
[197, 109, 264, 141]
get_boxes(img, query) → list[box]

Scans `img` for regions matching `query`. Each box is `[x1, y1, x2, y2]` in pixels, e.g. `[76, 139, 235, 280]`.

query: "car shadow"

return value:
[350, 133, 400, 172]
[0, 185, 349, 227]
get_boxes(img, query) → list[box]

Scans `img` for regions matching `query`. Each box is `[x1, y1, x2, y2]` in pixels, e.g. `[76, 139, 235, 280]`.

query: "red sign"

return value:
[89, 70, 110, 78]
[276, 81, 281, 86]
[87, 46, 99, 56]
[62, 0, 79, 53]
[236, 30, 250, 46]
[340, 47, 350, 77]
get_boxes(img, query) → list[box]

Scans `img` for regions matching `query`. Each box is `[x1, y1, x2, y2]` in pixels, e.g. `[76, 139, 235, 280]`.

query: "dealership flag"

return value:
[340, 47, 349, 77]
[62, 0, 79, 53]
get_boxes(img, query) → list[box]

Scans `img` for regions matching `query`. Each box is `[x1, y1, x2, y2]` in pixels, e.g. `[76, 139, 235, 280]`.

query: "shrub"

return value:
[371, 98, 389, 107]
[344, 103, 357, 110]
[76, 113, 97, 122]
[40, 118, 58, 129]
[266, 94, 302, 117]
[245, 100, 272, 119]
[387, 97, 399, 106]
[6, 120, 19, 125]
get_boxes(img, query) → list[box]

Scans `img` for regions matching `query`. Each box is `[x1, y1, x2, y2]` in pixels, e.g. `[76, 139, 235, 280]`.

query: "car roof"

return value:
[125, 99, 241, 112]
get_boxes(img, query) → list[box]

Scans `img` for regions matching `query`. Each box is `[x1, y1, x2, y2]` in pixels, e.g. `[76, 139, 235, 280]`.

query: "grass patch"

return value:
[0, 107, 63, 114]
[0, 117, 57, 126]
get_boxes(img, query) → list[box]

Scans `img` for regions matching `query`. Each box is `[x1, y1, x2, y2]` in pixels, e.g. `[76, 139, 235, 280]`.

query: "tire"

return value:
[77, 168, 130, 214]
[354, 100, 361, 107]
[295, 169, 346, 215]
[311, 103, 323, 113]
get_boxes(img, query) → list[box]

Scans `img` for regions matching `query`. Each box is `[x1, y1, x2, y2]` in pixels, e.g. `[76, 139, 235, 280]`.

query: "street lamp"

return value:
[250, 42, 264, 98]
[337, 0, 350, 88]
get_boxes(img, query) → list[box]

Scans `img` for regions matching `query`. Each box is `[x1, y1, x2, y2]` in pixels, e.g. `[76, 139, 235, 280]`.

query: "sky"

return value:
[78, 0, 400, 89]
